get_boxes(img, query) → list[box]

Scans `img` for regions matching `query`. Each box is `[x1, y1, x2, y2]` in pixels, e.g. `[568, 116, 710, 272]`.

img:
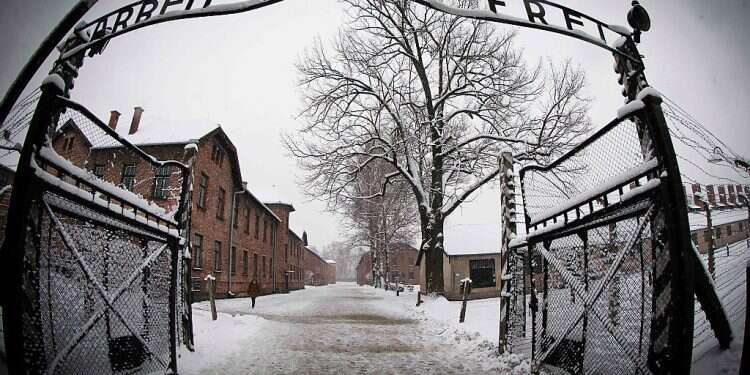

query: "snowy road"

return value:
[180, 283, 527, 374]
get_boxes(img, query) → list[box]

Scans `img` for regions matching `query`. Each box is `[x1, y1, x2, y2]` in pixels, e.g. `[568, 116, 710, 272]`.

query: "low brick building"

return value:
[356, 243, 420, 286]
[50, 107, 310, 300]
[419, 224, 503, 301]
[304, 245, 332, 286]
[323, 260, 337, 285]
[686, 183, 749, 252]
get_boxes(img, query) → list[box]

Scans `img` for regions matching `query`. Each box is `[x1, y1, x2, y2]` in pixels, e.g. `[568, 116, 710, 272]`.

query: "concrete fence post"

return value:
[205, 275, 217, 321]
[459, 278, 471, 323]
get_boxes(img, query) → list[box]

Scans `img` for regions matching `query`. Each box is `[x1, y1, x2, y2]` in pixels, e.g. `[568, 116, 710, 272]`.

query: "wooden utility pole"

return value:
[498, 152, 516, 353]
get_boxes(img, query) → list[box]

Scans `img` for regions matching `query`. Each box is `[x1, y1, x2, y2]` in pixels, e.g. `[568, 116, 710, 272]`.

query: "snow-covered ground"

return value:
[691, 238, 748, 374]
[179, 283, 531, 374]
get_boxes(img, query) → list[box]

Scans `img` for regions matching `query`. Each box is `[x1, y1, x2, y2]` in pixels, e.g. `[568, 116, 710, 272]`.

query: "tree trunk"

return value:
[423, 218, 445, 293]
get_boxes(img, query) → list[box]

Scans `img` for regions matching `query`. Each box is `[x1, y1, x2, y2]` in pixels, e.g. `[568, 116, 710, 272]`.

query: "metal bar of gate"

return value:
[0, 1, 98, 127]
[43, 200, 171, 372]
[1, 80, 62, 374]
[535, 205, 653, 373]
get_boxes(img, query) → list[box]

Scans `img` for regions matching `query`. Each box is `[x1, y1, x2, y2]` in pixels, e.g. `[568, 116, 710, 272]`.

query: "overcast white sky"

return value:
[1, 0, 749, 250]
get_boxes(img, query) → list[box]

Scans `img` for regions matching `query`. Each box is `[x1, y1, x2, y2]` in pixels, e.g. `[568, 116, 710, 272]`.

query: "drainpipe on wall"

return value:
[227, 182, 247, 296]
[272, 221, 277, 293]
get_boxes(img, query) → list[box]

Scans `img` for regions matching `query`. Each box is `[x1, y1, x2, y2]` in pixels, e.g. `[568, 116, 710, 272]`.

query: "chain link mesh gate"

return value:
[506, 106, 680, 374]
[2, 82, 192, 374]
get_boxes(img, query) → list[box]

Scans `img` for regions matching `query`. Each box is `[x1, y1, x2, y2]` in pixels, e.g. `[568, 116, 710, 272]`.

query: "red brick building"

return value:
[323, 260, 337, 285]
[304, 245, 333, 286]
[686, 182, 750, 253]
[265, 202, 304, 293]
[355, 243, 420, 286]
[50, 107, 309, 300]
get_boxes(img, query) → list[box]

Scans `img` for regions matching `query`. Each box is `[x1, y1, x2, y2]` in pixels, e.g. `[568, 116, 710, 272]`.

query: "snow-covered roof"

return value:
[689, 208, 748, 231]
[442, 223, 500, 257]
[113, 117, 220, 147]
[56, 112, 220, 148]
[325, 259, 336, 264]
[264, 201, 296, 212]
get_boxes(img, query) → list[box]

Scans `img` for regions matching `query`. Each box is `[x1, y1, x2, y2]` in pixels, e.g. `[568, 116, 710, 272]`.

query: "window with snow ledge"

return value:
[93, 164, 105, 179]
[153, 165, 170, 200]
[244, 206, 251, 233]
[253, 253, 259, 278]
[469, 259, 496, 288]
[217, 187, 226, 220]
[243, 250, 249, 275]
[197, 173, 208, 209]
[62, 136, 74, 152]
[231, 246, 237, 275]
[233, 204, 239, 228]
[120, 163, 136, 191]
[193, 233, 204, 269]
[211, 143, 225, 168]
[214, 240, 223, 272]
[255, 214, 260, 238]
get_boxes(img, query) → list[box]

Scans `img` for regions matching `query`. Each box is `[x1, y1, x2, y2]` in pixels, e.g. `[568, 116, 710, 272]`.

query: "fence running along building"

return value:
[49, 106, 312, 300]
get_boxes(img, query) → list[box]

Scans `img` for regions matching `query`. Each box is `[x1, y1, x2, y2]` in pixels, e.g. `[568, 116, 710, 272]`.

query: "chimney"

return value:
[129, 107, 144, 135]
[242, 181, 248, 191]
[108, 110, 120, 130]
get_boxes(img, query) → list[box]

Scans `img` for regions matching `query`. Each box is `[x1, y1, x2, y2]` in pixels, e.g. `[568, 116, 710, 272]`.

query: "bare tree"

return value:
[340, 160, 418, 287]
[285, 0, 590, 293]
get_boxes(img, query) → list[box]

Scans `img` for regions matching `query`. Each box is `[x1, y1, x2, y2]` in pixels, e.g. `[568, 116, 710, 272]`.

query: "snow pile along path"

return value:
[177, 308, 268, 374]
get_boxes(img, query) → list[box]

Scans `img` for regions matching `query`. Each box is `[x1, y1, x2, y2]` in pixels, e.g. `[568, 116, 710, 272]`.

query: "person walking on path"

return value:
[247, 279, 260, 309]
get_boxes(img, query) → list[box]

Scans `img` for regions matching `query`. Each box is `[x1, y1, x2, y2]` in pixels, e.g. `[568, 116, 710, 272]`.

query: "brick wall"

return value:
[225, 192, 278, 298]
[304, 246, 330, 286]
[176, 133, 238, 299]
[691, 219, 749, 253]
[286, 231, 304, 291]
[267, 203, 293, 292]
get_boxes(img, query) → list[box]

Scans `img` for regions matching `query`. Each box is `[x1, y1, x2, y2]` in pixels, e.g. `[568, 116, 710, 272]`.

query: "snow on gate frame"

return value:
[0, 0, 727, 374]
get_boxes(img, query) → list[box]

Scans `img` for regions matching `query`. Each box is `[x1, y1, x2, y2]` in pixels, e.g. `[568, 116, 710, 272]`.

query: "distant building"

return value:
[356, 243, 420, 286]
[324, 260, 337, 285]
[419, 224, 503, 301]
[304, 245, 332, 286]
[685, 183, 749, 252]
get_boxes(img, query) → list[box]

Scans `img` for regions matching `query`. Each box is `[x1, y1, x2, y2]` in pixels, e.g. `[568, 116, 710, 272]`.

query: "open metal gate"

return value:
[2, 81, 192, 374]
[504, 84, 733, 373]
